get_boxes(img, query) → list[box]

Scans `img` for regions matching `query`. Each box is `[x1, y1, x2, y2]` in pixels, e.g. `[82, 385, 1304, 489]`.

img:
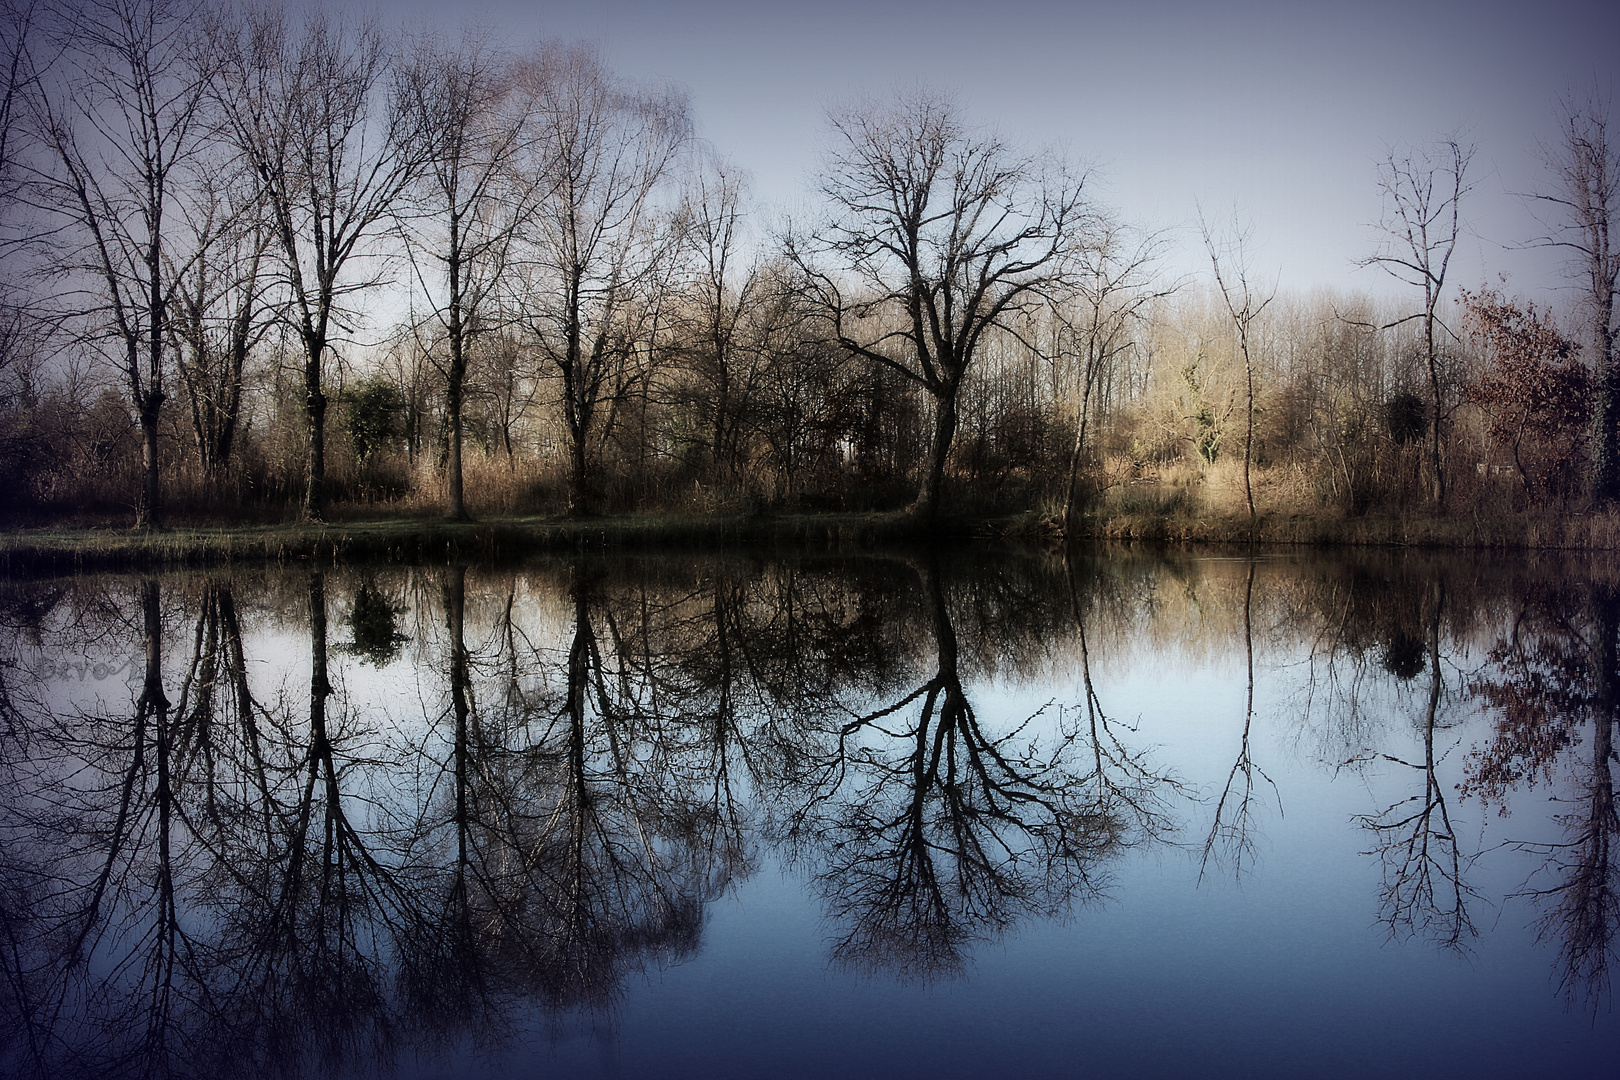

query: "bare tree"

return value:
[1530, 95, 1619, 503]
[1202, 211, 1275, 527]
[20, 0, 214, 528]
[166, 156, 278, 477]
[672, 148, 763, 477]
[211, 7, 424, 521]
[1362, 138, 1473, 507]
[398, 31, 532, 520]
[1053, 217, 1175, 525]
[512, 41, 688, 515]
[0, 0, 42, 205]
[746, 263, 859, 503]
[790, 89, 1093, 523]
[0, 1, 44, 476]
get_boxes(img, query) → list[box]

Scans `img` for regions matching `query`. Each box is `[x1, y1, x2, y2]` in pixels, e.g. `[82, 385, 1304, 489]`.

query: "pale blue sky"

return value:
[377, 0, 1618, 303]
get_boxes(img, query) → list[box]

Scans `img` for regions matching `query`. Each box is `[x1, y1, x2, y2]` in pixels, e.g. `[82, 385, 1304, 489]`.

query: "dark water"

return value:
[1, 548, 1616, 1079]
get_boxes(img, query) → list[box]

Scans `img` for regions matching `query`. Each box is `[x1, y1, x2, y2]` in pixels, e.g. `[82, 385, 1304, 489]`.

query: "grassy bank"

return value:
[0, 510, 999, 574]
[1062, 506, 1620, 549]
[4, 504, 1618, 574]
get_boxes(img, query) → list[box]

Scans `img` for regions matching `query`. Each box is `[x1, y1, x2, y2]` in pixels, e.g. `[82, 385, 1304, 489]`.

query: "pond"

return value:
[1, 547, 1616, 1079]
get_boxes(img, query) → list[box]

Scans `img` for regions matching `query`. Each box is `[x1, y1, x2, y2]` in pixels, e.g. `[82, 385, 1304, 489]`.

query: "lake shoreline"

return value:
[1066, 506, 1620, 549]
[0, 511, 985, 573]
[5, 505, 1620, 573]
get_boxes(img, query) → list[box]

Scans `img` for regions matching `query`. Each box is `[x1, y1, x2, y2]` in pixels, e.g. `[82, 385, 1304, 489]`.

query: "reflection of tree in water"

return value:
[625, 558, 916, 870]
[773, 555, 1180, 981]
[1464, 583, 1619, 1005]
[0, 572, 435, 1078]
[200, 570, 418, 1076]
[1268, 556, 1481, 949]
[24, 554, 1615, 1068]
[1351, 580, 1477, 951]
[0, 565, 786, 1077]
[0, 581, 187, 1078]
[392, 564, 494, 1040]
[493, 570, 711, 1008]
[1059, 554, 1185, 853]
[1199, 560, 1278, 880]
[1287, 555, 1484, 757]
[340, 575, 408, 666]
[1380, 631, 1428, 681]
[400, 564, 737, 1025]
[0, 579, 252, 1078]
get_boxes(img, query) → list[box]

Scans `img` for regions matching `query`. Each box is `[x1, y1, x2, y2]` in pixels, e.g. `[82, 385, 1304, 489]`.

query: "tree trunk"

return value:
[1592, 345, 1619, 503]
[137, 402, 162, 530]
[446, 364, 468, 521]
[214, 297, 251, 475]
[1064, 363, 1096, 532]
[1063, 444, 1086, 532]
[1426, 312, 1447, 507]
[444, 211, 472, 521]
[911, 387, 957, 523]
[568, 421, 592, 516]
[713, 334, 732, 475]
[303, 343, 326, 522]
[308, 571, 331, 751]
[1243, 342, 1256, 527]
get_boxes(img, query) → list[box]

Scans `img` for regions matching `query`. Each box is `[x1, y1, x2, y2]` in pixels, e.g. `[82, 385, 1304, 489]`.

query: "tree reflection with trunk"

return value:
[1200, 559, 1279, 880]
[770, 555, 1181, 981]
[1465, 581, 1620, 1005]
[479, 565, 711, 1009]
[0, 578, 261, 1078]
[1, 553, 1615, 1075]
[1285, 557, 1481, 950]
[201, 570, 415, 1075]
[1353, 579, 1478, 950]
[397, 562, 741, 1027]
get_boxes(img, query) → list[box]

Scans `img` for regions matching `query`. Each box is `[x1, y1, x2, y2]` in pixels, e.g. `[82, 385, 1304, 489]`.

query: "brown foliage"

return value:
[1463, 287, 1591, 500]
[1462, 627, 1585, 807]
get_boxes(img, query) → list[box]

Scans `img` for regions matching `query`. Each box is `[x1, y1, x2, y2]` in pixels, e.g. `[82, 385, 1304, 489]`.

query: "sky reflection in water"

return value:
[0, 549, 1615, 1079]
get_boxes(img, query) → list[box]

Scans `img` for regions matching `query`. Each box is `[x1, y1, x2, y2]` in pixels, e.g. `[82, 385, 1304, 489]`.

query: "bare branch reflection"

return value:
[1353, 580, 1477, 950]
[1200, 559, 1279, 880]
[0, 552, 1614, 1074]
[773, 555, 1181, 981]
[399, 564, 736, 1024]
[1467, 583, 1620, 1005]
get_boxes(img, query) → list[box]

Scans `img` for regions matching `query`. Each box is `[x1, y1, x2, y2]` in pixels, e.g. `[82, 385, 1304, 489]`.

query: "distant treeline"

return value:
[0, 1, 1614, 529]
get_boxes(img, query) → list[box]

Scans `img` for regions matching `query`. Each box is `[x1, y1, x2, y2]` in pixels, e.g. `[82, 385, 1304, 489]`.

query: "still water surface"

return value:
[1, 548, 1616, 1078]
